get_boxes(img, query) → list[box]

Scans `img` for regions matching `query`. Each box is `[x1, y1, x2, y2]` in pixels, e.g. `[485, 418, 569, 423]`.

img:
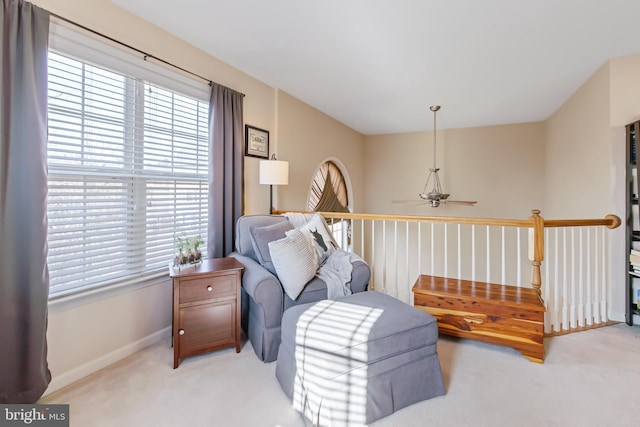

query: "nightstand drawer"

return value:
[179, 273, 237, 304]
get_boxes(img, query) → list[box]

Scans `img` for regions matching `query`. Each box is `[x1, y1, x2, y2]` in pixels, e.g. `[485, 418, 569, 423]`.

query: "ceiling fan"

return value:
[394, 105, 477, 208]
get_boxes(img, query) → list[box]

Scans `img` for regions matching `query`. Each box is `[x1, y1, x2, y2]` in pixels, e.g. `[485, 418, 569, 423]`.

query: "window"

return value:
[308, 160, 351, 248]
[308, 161, 349, 212]
[47, 50, 209, 297]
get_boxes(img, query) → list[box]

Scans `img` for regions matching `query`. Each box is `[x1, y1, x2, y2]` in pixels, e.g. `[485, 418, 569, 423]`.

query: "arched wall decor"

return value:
[307, 158, 353, 212]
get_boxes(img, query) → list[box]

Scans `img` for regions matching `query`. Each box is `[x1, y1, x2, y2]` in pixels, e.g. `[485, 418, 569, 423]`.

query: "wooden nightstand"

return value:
[170, 257, 244, 368]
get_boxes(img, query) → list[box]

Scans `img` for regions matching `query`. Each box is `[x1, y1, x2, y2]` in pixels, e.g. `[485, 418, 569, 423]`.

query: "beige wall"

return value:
[363, 122, 546, 220]
[46, 281, 172, 393]
[610, 55, 640, 128]
[542, 61, 620, 318]
[544, 53, 640, 321]
[276, 91, 366, 212]
[544, 62, 612, 219]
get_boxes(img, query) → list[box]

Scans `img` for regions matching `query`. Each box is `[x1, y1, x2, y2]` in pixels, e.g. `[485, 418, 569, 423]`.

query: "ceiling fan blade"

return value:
[392, 199, 430, 205]
[443, 200, 478, 206]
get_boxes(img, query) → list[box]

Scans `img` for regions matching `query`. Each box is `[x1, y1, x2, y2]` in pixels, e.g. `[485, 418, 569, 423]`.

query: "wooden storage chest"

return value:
[412, 274, 545, 363]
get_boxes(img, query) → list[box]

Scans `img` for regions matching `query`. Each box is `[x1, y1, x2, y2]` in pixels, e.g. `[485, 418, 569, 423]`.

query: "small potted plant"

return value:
[174, 235, 188, 266]
[192, 235, 204, 262]
[183, 237, 195, 263]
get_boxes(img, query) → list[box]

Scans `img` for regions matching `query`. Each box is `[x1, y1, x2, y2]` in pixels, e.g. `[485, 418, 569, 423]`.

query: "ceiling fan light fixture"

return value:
[393, 105, 477, 207]
[419, 106, 446, 203]
[414, 105, 476, 207]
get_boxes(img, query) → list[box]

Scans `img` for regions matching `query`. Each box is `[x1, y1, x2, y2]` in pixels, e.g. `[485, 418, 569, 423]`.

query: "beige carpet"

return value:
[41, 323, 640, 427]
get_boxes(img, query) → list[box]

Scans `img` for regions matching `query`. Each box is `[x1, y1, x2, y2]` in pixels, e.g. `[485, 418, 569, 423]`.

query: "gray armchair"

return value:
[230, 214, 370, 362]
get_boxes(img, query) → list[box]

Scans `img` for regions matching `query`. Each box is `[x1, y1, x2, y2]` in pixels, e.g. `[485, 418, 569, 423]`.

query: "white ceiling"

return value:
[112, 0, 640, 135]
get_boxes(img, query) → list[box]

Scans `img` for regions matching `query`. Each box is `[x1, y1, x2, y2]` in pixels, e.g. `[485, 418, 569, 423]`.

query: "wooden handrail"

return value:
[276, 209, 621, 230]
[278, 210, 532, 227]
[543, 214, 621, 229]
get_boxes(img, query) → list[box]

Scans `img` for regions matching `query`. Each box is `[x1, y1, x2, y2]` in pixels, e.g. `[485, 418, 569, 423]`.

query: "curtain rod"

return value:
[49, 12, 245, 96]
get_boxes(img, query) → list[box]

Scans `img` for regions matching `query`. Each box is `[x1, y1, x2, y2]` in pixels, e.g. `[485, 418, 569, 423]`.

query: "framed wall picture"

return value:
[245, 125, 269, 159]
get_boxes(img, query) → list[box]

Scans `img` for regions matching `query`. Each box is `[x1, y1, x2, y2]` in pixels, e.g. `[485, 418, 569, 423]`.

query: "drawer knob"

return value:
[179, 329, 185, 336]
[207, 286, 213, 292]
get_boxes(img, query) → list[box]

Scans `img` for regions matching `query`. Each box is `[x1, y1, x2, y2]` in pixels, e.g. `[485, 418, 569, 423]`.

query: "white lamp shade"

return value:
[259, 160, 289, 185]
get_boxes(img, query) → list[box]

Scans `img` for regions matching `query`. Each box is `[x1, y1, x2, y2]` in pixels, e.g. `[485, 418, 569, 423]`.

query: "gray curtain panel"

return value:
[207, 83, 244, 258]
[0, 0, 51, 403]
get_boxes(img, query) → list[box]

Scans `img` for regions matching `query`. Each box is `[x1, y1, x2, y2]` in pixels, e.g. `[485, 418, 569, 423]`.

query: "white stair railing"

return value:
[542, 225, 610, 332]
[286, 210, 620, 334]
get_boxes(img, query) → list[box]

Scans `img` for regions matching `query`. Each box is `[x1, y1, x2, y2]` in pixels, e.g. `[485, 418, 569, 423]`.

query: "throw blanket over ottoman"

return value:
[276, 291, 445, 426]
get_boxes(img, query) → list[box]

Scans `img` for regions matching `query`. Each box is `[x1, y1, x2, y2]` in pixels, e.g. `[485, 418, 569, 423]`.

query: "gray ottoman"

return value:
[275, 291, 445, 426]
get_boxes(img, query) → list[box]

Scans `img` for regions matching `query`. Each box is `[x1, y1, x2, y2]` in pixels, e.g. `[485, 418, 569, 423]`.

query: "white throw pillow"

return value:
[291, 214, 339, 266]
[269, 229, 318, 300]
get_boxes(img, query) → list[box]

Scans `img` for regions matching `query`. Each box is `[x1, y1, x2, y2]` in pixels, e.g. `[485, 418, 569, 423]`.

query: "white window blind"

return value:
[47, 51, 209, 296]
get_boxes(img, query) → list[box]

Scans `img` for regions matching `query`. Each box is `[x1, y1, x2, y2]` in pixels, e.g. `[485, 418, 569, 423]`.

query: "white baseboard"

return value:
[609, 311, 626, 323]
[43, 326, 172, 397]
[609, 310, 640, 325]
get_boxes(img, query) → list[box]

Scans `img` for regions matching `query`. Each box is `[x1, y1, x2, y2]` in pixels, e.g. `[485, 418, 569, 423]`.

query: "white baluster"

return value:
[578, 229, 585, 327]
[486, 226, 490, 283]
[472, 224, 476, 281]
[586, 228, 592, 326]
[382, 220, 387, 295]
[458, 224, 462, 279]
[544, 228, 551, 334]
[593, 227, 600, 323]
[430, 223, 435, 275]
[600, 227, 607, 323]
[562, 228, 568, 330]
[406, 221, 410, 304]
[553, 228, 559, 332]
[393, 220, 398, 299]
[517, 227, 522, 287]
[360, 219, 364, 258]
[371, 220, 376, 291]
[501, 226, 506, 285]
[570, 227, 577, 328]
[418, 222, 422, 276]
